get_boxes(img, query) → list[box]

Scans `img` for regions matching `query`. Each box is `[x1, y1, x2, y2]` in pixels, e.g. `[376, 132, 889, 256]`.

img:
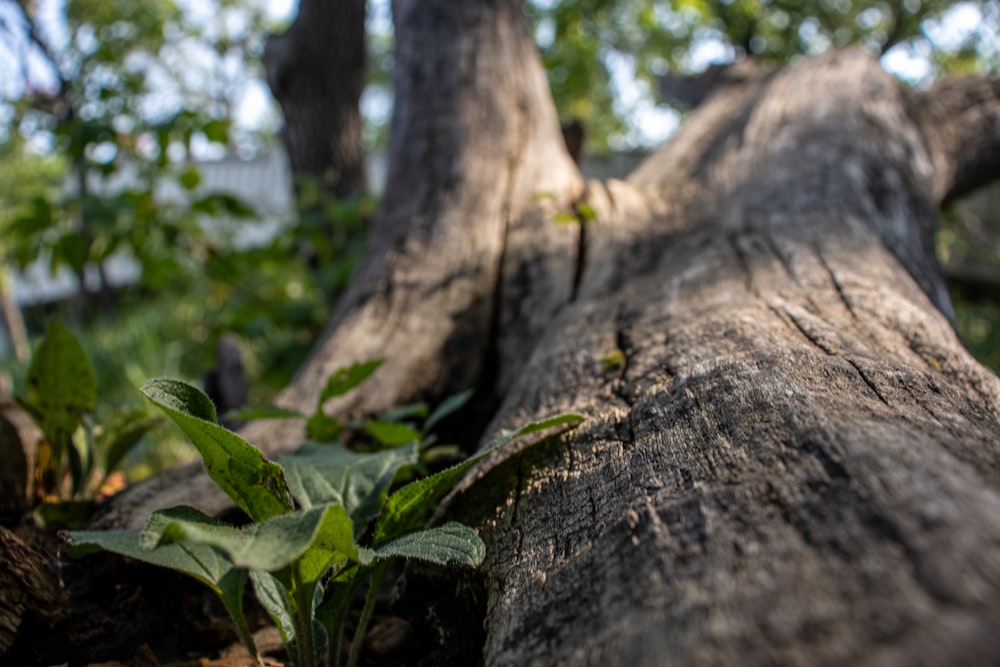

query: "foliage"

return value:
[937, 196, 1000, 375]
[525, 0, 996, 149]
[953, 298, 1000, 372]
[65, 369, 584, 667]
[13, 321, 162, 513]
[0, 0, 278, 315]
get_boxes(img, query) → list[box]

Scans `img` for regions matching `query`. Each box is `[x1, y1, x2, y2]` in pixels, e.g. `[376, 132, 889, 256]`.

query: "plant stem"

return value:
[345, 563, 389, 667]
[330, 613, 344, 667]
[293, 571, 317, 667]
[233, 614, 263, 667]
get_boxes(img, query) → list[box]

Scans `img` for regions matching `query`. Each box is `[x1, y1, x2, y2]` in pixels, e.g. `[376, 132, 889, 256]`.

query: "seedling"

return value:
[65, 371, 583, 667]
[15, 321, 162, 515]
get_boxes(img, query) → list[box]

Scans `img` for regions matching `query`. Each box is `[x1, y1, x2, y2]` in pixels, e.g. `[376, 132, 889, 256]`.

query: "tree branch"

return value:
[913, 75, 1000, 205]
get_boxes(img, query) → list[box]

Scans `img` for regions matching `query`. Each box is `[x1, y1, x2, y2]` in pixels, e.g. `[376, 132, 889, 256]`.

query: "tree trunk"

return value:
[264, 0, 367, 207]
[92, 1, 1000, 664]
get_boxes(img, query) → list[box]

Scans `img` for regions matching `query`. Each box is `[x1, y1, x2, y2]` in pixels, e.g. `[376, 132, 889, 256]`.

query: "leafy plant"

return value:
[226, 358, 473, 466]
[15, 321, 162, 511]
[65, 372, 583, 667]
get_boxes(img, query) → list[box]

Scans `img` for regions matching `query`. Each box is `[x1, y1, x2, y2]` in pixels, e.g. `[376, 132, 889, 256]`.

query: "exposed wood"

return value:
[84, 2, 1000, 665]
[0, 414, 29, 522]
[0, 396, 40, 519]
[246, 0, 584, 446]
[457, 48, 1000, 666]
[90, 0, 584, 531]
[914, 76, 1000, 206]
[0, 526, 67, 658]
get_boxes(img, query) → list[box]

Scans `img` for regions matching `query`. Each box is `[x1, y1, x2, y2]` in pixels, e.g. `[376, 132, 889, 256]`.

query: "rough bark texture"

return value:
[0, 526, 67, 656]
[246, 0, 584, 450]
[265, 0, 367, 203]
[459, 51, 1000, 665]
[89, 1, 1000, 665]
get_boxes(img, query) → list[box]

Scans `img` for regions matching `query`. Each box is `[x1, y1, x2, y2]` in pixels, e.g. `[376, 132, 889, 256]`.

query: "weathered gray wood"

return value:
[263, 0, 583, 430]
[90, 2, 1000, 664]
[459, 48, 1000, 666]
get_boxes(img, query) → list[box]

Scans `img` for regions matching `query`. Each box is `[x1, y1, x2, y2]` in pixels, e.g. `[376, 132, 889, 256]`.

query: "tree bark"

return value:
[0, 526, 67, 657]
[91, 1, 1000, 664]
[264, 0, 368, 205]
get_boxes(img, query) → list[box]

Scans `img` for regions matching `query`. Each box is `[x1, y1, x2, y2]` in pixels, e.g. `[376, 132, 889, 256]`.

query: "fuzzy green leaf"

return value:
[250, 569, 296, 647]
[374, 413, 584, 544]
[280, 442, 419, 532]
[141, 503, 361, 573]
[279, 457, 342, 510]
[373, 522, 484, 567]
[141, 378, 292, 522]
[63, 527, 253, 654]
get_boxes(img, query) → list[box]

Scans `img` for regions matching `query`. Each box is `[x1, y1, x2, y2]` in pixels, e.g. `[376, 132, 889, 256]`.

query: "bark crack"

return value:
[729, 233, 756, 296]
[847, 358, 892, 408]
[770, 303, 836, 356]
[569, 202, 588, 302]
[816, 246, 859, 321]
[898, 376, 945, 425]
[764, 231, 797, 284]
[482, 96, 531, 406]
[608, 309, 639, 429]
[773, 303, 892, 407]
[509, 456, 528, 558]
[600, 178, 618, 217]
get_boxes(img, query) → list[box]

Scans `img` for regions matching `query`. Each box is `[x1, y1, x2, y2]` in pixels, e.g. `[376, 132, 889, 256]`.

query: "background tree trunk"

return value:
[264, 0, 367, 208]
[92, 1, 1000, 664]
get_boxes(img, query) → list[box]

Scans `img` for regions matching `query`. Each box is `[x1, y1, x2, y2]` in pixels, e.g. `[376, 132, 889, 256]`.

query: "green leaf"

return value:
[510, 412, 585, 437]
[423, 390, 473, 433]
[63, 526, 254, 659]
[373, 522, 485, 567]
[201, 119, 230, 144]
[141, 503, 361, 573]
[34, 500, 97, 528]
[314, 566, 363, 662]
[53, 232, 90, 273]
[305, 412, 341, 443]
[216, 193, 256, 218]
[178, 166, 201, 190]
[222, 404, 304, 423]
[576, 202, 598, 222]
[279, 442, 419, 532]
[250, 570, 297, 648]
[318, 360, 384, 406]
[23, 321, 96, 452]
[363, 421, 420, 447]
[140, 378, 292, 522]
[99, 409, 164, 476]
[376, 402, 429, 423]
[374, 413, 584, 544]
